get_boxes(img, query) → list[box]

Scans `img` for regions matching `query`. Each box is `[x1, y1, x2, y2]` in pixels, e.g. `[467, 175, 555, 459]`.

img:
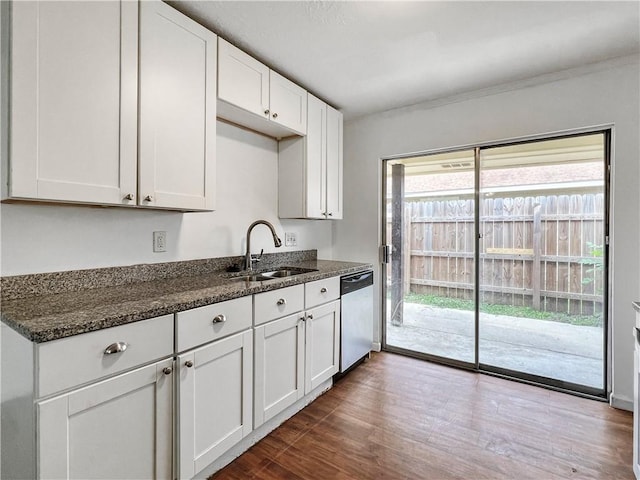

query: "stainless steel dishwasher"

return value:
[340, 270, 374, 373]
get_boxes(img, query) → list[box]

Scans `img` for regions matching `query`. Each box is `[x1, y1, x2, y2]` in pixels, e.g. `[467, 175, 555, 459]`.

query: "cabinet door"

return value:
[37, 359, 173, 480]
[269, 71, 307, 136]
[305, 300, 340, 394]
[217, 38, 270, 119]
[325, 105, 344, 219]
[178, 330, 253, 479]
[139, 0, 217, 211]
[10, 1, 137, 205]
[304, 94, 327, 219]
[254, 313, 305, 428]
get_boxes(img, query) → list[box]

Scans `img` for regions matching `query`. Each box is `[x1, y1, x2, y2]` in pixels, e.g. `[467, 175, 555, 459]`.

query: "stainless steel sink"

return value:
[226, 267, 318, 282]
[260, 267, 317, 278]
[229, 274, 270, 282]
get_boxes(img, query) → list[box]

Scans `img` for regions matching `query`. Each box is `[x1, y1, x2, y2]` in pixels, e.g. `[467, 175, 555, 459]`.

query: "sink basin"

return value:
[230, 274, 269, 282]
[260, 267, 318, 278]
[226, 267, 318, 282]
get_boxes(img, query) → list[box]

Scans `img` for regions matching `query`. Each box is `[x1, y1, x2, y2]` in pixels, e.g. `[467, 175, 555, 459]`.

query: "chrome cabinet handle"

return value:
[144, 195, 153, 202]
[163, 367, 172, 375]
[320, 287, 327, 293]
[264, 109, 270, 115]
[123, 193, 134, 201]
[307, 314, 313, 320]
[212, 314, 226, 323]
[104, 342, 128, 355]
[185, 360, 194, 368]
[277, 298, 286, 306]
[272, 112, 278, 119]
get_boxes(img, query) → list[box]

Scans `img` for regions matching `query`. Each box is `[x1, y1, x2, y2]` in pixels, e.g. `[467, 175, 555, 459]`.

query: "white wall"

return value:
[334, 57, 640, 408]
[0, 121, 334, 276]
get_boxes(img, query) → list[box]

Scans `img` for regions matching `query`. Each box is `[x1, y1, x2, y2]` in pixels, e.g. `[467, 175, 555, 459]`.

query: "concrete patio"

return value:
[386, 302, 604, 389]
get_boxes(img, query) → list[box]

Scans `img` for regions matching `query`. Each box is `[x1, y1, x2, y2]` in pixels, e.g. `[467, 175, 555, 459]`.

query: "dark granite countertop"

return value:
[1, 258, 371, 343]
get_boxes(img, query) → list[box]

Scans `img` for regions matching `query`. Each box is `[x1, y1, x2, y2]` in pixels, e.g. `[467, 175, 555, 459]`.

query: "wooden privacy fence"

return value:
[388, 192, 605, 316]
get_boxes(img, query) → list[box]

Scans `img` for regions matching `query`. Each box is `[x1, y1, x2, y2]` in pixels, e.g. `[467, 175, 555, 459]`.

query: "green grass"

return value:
[403, 292, 603, 327]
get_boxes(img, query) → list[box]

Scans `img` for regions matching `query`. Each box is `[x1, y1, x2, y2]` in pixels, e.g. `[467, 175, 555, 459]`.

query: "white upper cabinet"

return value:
[7, 0, 217, 211]
[269, 70, 308, 135]
[217, 38, 307, 138]
[9, 1, 138, 205]
[278, 94, 343, 220]
[217, 39, 269, 119]
[325, 104, 344, 219]
[138, 0, 217, 211]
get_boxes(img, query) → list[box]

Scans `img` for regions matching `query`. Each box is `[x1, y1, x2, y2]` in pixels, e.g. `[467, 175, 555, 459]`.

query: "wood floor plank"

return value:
[210, 352, 633, 479]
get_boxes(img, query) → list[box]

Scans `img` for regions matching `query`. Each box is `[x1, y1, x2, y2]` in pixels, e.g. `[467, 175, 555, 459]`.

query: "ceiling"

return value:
[169, 1, 640, 120]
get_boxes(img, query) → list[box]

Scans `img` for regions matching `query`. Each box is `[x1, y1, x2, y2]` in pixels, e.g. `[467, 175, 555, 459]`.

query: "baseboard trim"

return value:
[610, 393, 633, 411]
[372, 342, 381, 352]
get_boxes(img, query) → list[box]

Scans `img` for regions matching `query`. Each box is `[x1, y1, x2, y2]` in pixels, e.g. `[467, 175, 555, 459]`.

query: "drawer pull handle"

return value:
[185, 360, 194, 368]
[212, 314, 226, 323]
[320, 287, 327, 293]
[163, 367, 172, 375]
[307, 314, 313, 320]
[277, 298, 286, 306]
[104, 342, 128, 355]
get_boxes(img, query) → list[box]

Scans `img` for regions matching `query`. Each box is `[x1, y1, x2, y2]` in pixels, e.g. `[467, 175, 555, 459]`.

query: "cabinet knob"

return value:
[123, 193, 134, 201]
[144, 195, 153, 202]
[277, 298, 286, 306]
[163, 367, 173, 375]
[264, 109, 270, 115]
[307, 314, 313, 320]
[104, 342, 128, 355]
[300, 316, 306, 322]
[272, 112, 278, 119]
[185, 360, 194, 368]
[320, 287, 327, 293]
[327, 212, 333, 217]
[212, 314, 226, 323]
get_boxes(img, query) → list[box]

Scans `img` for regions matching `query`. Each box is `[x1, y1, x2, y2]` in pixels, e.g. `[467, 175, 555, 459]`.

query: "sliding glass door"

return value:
[382, 131, 608, 397]
[478, 135, 607, 392]
[384, 150, 476, 366]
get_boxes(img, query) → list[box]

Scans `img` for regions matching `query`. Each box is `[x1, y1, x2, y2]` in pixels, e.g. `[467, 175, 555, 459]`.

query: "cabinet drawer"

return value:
[176, 296, 252, 352]
[37, 314, 173, 398]
[254, 284, 304, 326]
[305, 276, 340, 309]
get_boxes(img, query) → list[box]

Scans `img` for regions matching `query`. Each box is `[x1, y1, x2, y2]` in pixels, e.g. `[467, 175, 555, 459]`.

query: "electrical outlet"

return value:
[153, 231, 167, 252]
[285, 232, 297, 247]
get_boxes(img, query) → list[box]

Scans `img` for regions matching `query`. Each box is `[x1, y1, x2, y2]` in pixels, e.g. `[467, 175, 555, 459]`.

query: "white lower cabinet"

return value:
[177, 329, 253, 479]
[254, 299, 340, 428]
[254, 313, 305, 427]
[37, 358, 174, 480]
[304, 300, 341, 393]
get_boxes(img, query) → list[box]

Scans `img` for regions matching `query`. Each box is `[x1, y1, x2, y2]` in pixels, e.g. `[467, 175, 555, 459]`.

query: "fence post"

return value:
[532, 203, 542, 310]
[391, 164, 404, 326]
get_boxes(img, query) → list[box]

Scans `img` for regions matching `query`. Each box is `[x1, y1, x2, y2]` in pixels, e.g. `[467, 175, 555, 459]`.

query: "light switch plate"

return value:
[285, 232, 297, 247]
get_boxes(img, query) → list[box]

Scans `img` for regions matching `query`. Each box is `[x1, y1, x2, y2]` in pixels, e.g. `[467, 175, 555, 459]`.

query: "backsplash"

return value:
[0, 250, 317, 301]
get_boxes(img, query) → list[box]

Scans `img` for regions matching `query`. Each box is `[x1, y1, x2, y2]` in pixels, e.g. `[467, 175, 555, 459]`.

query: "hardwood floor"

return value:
[210, 352, 633, 479]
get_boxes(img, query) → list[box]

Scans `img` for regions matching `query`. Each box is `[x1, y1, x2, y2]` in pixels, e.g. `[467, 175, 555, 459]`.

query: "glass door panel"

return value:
[384, 150, 477, 365]
[478, 134, 606, 393]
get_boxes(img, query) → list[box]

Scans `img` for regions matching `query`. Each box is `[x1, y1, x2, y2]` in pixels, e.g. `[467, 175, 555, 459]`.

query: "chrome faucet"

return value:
[244, 220, 282, 271]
